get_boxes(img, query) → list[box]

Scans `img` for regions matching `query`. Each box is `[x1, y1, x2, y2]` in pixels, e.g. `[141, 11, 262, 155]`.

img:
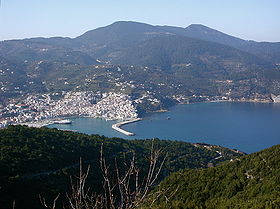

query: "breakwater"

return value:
[112, 118, 142, 136]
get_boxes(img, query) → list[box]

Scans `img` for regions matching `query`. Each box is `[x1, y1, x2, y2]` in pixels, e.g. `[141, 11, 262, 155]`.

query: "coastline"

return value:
[14, 100, 276, 131]
[178, 98, 274, 106]
[20, 117, 143, 137]
[112, 118, 142, 136]
[18, 116, 143, 135]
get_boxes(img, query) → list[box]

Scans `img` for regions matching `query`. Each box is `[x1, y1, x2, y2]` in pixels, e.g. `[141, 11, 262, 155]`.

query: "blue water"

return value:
[47, 102, 280, 153]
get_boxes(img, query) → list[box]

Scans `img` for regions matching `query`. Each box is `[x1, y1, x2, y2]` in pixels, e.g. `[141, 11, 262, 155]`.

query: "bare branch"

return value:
[12, 200, 16, 209]
[40, 139, 170, 209]
[39, 193, 60, 209]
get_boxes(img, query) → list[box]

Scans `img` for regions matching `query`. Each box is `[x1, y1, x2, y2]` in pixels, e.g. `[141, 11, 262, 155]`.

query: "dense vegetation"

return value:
[0, 125, 243, 209]
[144, 144, 280, 209]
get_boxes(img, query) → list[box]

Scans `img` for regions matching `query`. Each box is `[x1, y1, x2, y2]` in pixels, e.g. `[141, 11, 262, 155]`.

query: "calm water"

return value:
[48, 102, 280, 153]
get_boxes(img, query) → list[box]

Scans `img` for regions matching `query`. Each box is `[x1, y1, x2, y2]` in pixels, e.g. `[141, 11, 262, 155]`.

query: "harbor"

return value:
[46, 102, 280, 153]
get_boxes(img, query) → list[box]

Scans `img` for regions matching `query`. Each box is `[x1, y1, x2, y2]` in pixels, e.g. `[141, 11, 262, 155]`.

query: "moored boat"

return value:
[54, 119, 72, 124]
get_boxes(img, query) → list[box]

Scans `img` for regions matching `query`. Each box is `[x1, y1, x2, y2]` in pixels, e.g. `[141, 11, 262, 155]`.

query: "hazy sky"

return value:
[0, 0, 279, 42]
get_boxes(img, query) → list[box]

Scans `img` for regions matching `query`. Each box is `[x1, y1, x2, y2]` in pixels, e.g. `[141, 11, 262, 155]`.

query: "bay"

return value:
[47, 102, 280, 153]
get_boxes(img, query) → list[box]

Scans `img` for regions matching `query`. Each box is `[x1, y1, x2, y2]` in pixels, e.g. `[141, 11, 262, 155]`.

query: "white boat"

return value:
[54, 119, 72, 124]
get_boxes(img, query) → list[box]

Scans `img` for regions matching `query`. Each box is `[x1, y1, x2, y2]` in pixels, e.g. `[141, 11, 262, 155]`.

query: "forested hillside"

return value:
[0, 125, 243, 209]
[145, 144, 280, 209]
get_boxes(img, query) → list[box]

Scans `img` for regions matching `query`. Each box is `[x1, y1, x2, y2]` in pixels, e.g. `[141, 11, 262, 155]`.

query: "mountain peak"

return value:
[186, 24, 221, 34]
[184, 23, 245, 46]
[187, 23, 210, 28]
[110, 21, 151, 26]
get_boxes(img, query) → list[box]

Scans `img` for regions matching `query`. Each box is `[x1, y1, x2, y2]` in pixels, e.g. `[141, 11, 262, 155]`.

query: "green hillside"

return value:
[144, 144, 280, 209]
[184, 24, 280, 64]
[0, 57, 46, 104]
[74, 21, 280, 64]
[0, 125, 243, 209]
[112, 35, 271, 71]
[0, 40, 98, 65]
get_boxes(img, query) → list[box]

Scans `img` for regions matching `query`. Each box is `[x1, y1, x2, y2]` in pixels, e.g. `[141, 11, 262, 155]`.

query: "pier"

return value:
[112, 118, 142, 136]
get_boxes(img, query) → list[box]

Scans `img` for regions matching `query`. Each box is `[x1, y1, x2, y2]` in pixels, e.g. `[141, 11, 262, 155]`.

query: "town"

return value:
[0, 91, 138, 128]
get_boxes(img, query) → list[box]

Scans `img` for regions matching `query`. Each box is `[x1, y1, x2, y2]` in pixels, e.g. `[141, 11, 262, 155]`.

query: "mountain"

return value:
[0, 125, 243, 209]
[184, 24, 280, 63]
[75, 21, 157, 46]
[145, 144, 280, 209]
[0, 57, 26, 90]
[1, 21, 280, 106]
[185, 24, 246, 47]
[2, 21, 279, 65]
[74, 21, 181, 59]
[112, 35, 272, 71]
[0, 39, 98, 65]
[0, 57, 47, 104]
[0, 57, 26, 103]
[1, 21, 279, 67]
[74, 21, 280, 64]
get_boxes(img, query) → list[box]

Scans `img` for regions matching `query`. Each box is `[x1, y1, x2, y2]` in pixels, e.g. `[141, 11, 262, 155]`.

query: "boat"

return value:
[53, 119, 72, 124]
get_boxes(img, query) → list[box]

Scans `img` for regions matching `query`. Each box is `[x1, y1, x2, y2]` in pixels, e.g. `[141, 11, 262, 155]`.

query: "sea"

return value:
[47, 102, 280, 153]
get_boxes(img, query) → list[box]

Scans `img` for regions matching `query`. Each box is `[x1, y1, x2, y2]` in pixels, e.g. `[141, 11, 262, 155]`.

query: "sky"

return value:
[0, 0, 279, 42]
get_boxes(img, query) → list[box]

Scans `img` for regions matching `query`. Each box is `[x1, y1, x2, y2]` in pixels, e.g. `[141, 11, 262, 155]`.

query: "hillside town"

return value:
[0, 91, 138, 128]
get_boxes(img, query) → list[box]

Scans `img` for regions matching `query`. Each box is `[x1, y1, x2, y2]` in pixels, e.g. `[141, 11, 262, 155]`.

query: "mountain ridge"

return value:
[1, 21, 280, 107]
[75, 21, 280, 64]
[2, 21, 279, 44]
[2, 21, 279, 64]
